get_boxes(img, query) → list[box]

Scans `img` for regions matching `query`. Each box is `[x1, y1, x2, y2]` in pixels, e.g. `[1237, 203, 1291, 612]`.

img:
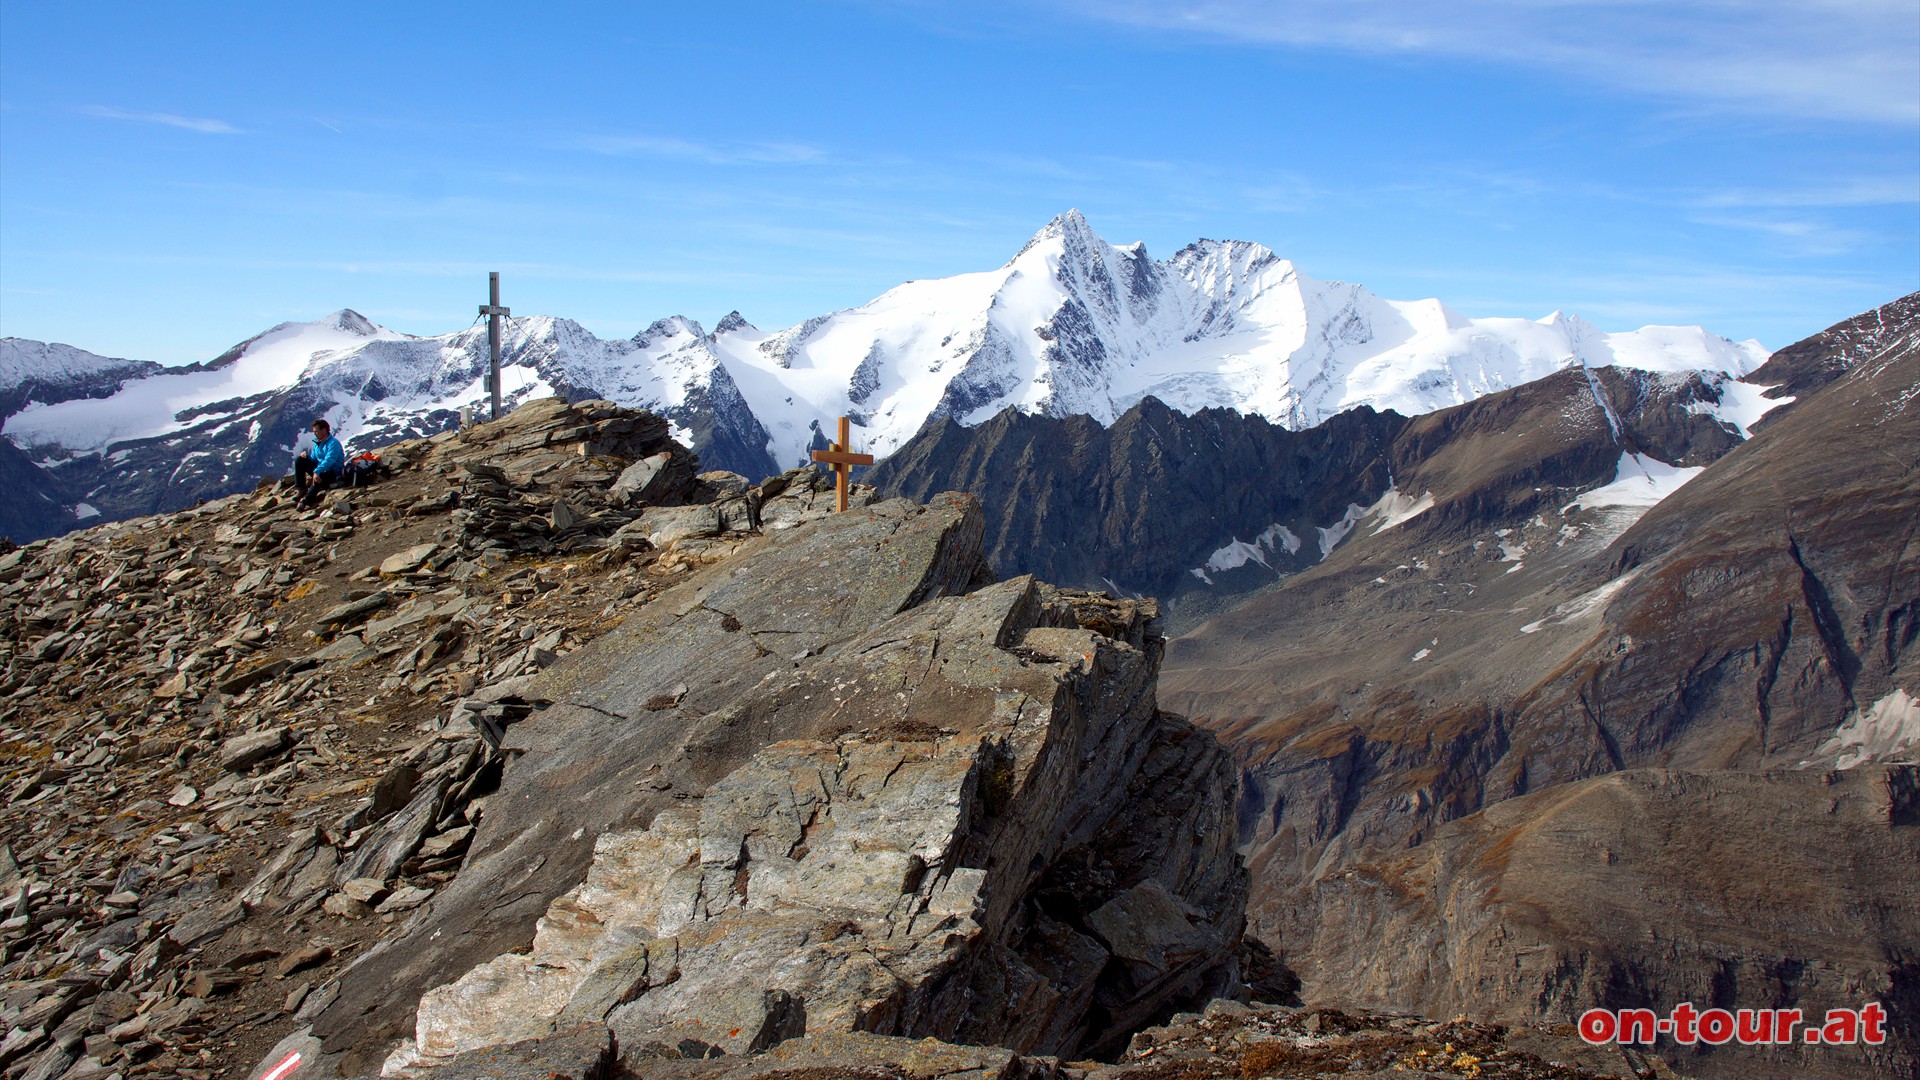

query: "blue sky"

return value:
[2, 0, 1915, 364]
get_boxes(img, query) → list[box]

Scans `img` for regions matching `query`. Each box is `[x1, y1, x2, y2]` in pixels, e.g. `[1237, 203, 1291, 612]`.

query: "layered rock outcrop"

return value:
[304, 494, 1247, 1075]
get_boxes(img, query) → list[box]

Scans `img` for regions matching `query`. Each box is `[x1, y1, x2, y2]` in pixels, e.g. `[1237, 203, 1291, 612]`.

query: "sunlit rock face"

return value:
[300, 494, 1244, 1076]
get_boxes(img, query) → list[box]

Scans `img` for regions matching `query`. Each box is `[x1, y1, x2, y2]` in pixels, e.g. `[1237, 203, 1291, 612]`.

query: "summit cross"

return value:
[478, 271, 511, 421]
[809, 416, 874, 513]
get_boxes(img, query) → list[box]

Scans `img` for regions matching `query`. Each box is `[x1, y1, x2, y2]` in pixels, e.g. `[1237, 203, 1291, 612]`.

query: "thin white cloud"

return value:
[78, 105, 244, 134]
[1239, 177, 1320, 213]
[571, 133, 826, 165]
[1692, 177, 1920, 208]
[1689, 213, 1876, 256]
[1056, 0, 1920, 125]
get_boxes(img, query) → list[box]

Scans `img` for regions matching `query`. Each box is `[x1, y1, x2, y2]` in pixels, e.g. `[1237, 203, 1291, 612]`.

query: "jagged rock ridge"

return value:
[869, 359, 1756, 613]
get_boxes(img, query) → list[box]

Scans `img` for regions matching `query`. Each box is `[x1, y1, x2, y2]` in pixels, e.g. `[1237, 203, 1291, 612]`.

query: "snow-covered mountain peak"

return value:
[1, 210, 1776, 537]
[714, 311, 756, 335]
[0, 339, 157, 399]
[634, 316, 706, 348]
[1013, 207, 1104, 262]
[326, 309, 385, 337]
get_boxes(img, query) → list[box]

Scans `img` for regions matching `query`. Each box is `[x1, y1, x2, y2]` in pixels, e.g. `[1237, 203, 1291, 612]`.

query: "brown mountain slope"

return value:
[1162, 297, 1920, 1078]
[1745, 289, 1920, 406]
[1304, 766, 1918, 1080]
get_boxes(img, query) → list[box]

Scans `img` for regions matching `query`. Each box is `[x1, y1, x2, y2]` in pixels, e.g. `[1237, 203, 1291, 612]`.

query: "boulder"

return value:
[756, 467, 872, 529]
[633, 505, 719, 547]
[220, 727, 294, 772]
[318, 591, 390, 629]
[333, 776, 452, 886]
[695, 470, 750, 496]
[379, 543, 438, 576]
[613, 449, 698, 508]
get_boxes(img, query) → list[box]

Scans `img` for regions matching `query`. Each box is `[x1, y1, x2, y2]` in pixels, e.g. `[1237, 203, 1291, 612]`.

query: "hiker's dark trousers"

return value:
[295, 457, 340, 504]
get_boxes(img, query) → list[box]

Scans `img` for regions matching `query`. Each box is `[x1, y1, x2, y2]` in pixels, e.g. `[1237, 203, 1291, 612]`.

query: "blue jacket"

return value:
[311, 435, 346, 474]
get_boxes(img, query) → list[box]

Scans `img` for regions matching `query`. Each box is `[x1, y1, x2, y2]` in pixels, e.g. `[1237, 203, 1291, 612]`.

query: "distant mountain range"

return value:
[2, 210, 1768, 543]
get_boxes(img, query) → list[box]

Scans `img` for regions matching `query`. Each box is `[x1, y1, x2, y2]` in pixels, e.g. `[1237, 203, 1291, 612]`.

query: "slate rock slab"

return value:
[386, 542, 1243, 1067]
[220, 727, 294, 772]
[308, 495, 996, 1073]
[386, 1024, 614, 1080]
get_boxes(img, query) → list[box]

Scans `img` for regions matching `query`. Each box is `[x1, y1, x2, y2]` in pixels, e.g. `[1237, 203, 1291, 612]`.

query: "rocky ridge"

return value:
[0, 397, 877, 1080]
[869, 357, 1750, 618]
[0, 392, 1707, 1080]
[302, 492, 1249, 1075]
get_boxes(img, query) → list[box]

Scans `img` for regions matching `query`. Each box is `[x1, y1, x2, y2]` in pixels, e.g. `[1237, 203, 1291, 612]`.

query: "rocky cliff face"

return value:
[304, 493, 1247, 1076]
[867, 399, 1404, 608]
[1159, 297, 1920, 1077]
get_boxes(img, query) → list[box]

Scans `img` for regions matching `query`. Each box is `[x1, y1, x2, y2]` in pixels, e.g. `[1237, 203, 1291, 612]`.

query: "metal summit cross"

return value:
[809, 416, 874, 513]
[478, 271, 511, 421]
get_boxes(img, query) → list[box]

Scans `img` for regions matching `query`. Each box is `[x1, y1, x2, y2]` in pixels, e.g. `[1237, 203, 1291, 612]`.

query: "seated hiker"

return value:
[293, 418, 346, 508]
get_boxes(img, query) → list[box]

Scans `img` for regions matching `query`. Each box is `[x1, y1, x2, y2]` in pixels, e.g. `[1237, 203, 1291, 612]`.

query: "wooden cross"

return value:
[809, 416, 873, 512]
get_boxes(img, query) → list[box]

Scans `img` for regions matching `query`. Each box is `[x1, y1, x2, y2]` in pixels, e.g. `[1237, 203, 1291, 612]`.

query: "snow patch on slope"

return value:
[1521, 569, 1644, 634]
[1569, 453, 1704, 512]
[1317, 502, 1370, 558]
[1370, 489, 1434, 533]
[1688, 373, 1794, 437]
[1189, 523, 1304, 584]
[1319, 487, 1434, 559]
[1818, 689, 1920, 769]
